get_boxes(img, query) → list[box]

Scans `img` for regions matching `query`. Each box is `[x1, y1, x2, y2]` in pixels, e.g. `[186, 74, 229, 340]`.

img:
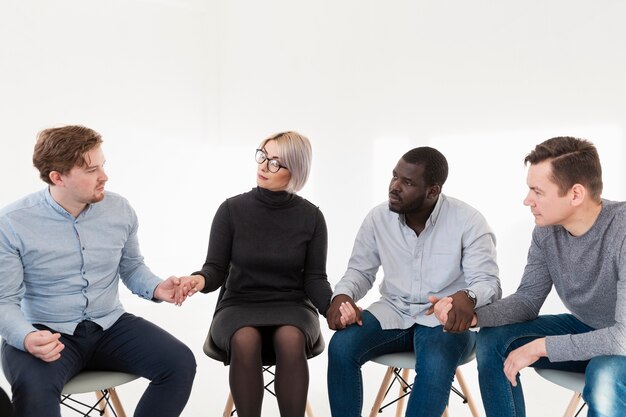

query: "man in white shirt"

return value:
[326, 146, 501, 417]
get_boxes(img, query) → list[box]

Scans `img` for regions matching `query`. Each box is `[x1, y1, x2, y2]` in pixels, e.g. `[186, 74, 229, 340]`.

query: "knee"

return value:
[161, 343, 197, 384]
[583, 356, 626, 415]
[328, 331, 359, 368]
[11, 378, 62, 414]
[180, 345, 197, 379]
[476, 327, 507, 366]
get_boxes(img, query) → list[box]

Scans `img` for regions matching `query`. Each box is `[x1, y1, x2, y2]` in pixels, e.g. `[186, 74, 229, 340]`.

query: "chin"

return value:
[92, 192, 105, 203]
[388, 203, 401, 213]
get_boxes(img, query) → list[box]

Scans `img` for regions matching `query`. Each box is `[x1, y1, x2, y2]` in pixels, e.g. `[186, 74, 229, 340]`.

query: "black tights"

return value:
[229, 325, 309, 417]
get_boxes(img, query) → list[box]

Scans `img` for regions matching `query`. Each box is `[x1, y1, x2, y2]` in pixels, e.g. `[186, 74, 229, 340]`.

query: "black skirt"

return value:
[210, 302, 321, 364]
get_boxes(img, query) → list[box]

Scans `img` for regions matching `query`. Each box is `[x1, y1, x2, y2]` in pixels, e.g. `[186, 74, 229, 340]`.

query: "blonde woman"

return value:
[180, 132, 331, 417]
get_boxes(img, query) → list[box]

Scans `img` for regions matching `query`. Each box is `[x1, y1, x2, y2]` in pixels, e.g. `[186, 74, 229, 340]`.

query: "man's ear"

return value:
[48, 171, 63, 186]
[570, 183, 586, 207]
[428, 184, 441, 200]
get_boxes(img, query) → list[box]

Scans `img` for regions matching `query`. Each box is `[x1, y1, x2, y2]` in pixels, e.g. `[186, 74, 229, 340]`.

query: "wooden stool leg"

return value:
[395, 368, 410, 417]
[108, 388, 127, 417]
[563, 392, 582, 417]
[369, 367, 395, 417]
[305, 399, 315, 417]
[95, 391, 111, 417]
[223, 392, 235, 417]
[455, 368, 481, 417]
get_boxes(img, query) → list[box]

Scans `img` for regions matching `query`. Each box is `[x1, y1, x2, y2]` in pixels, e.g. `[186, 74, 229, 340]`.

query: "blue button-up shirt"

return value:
[0, 188, 163, 351]
[333, 194, 501, 329]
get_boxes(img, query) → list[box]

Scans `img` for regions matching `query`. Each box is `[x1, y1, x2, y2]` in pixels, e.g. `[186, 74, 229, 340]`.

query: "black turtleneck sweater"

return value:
[195, 187, 332, 317]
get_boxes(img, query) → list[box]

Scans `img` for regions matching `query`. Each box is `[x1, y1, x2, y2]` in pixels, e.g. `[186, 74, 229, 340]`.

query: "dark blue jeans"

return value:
[477, 314, 626, 417]
[327, 310, 475, 417]
[1, 313, 196, 417]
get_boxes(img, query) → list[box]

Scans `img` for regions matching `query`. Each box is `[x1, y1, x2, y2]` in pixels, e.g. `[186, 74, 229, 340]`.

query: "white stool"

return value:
[535, 368, 586, 417]
[61, 371, 139, 417]
[369, 350, 480, 417]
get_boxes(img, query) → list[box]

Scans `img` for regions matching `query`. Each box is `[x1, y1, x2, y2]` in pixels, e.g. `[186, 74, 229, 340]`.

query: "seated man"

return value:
[433, 136, 626, 417]
[0, 125, 196, 417]
[0, 387, 12, 417]
[326, 146, 501, 417]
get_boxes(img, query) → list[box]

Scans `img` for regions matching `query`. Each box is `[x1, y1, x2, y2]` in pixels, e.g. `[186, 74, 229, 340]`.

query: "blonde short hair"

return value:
[259, 131, 312, 193]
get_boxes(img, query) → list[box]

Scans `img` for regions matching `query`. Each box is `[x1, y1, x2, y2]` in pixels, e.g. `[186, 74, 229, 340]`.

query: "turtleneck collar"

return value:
[253, 186, 299, 207]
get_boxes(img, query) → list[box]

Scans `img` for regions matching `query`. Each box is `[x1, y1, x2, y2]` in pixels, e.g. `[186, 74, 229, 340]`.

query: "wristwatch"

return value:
[462, 289, 477, 307]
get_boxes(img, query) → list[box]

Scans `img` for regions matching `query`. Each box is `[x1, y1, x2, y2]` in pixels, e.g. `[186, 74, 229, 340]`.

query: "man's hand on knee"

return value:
[24, 330, 64, 362]
[504, 338, 547, 386]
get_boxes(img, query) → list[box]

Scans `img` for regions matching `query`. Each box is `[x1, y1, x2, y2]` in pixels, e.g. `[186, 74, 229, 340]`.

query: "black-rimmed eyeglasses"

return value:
[255, 149, 287, 173]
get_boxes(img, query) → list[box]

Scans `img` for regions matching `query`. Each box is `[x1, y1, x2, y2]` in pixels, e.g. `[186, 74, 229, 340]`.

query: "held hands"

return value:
[426, 295, 454, 324]
[339, 302, 363, 327]
[154, 275, 205, 306]
[426, 291, 477, 332]
[174, 275, 205, 305]
[326, 294, 362, 330]
[24, 330, 64, 362]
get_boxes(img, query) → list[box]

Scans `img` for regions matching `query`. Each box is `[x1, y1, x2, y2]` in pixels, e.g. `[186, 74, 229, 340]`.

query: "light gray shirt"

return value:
[0, 188, 163, 351]
[476, 199, 626, 362]
[333, 194, 501, 329]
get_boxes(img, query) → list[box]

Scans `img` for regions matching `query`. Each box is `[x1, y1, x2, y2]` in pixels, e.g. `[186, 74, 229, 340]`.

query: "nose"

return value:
[390, 178, 400, 192]
[523, 191, 533, 206]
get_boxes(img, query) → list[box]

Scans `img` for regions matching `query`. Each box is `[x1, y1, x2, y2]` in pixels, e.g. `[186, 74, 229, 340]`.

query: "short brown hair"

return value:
[33, 125, 103, 185]
[524, 136, 603, 201]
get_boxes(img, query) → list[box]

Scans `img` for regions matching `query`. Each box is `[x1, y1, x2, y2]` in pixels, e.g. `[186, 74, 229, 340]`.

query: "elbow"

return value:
[614, 325, 626, 355]
[493, 282, 503, 301]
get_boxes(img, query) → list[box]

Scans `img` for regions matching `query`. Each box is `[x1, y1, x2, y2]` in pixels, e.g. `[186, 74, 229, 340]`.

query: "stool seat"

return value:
[534, 368, 585, 393]
[62, 371, 139, 395]
[371, 349, 476, 370]
[534, 368, 586, 417]
[368, 348, 479, 417]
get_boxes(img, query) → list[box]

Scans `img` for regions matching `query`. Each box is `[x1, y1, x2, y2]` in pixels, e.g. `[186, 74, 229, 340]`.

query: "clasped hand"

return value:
[154, 275, 205, 306]
[426, 291, 476, 332]
[326, 295, 363, 330]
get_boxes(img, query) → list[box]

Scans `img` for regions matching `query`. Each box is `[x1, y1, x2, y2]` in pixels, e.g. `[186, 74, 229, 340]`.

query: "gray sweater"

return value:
[476, 199, 626, 362]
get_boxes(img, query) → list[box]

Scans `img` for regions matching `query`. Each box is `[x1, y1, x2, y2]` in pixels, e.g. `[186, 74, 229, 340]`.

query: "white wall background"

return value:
[1, 1, 625, 416]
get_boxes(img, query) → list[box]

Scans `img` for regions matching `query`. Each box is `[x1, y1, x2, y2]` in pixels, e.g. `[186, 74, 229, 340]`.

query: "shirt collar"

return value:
[397, 194, 445, 228]
[43, 187, 93, 219]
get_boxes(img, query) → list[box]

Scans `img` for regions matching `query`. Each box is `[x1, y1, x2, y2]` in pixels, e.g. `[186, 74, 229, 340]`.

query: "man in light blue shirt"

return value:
[326, 146, 501, 417]
[0, 125, 196, 417]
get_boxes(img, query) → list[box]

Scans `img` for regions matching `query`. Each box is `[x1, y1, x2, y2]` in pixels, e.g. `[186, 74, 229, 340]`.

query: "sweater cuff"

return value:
[191, 271, 211, 293]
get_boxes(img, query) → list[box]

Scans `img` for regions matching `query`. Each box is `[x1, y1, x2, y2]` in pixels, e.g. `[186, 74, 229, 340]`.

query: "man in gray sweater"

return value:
[432, 136, 625, 417]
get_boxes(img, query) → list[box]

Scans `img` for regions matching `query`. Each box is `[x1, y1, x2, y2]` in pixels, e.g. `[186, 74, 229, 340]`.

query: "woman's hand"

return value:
[173, 275, 205, 306]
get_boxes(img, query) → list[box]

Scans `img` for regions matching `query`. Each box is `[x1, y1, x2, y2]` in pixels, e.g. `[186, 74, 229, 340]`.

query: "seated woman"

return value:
[180, 131, 332, 417]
